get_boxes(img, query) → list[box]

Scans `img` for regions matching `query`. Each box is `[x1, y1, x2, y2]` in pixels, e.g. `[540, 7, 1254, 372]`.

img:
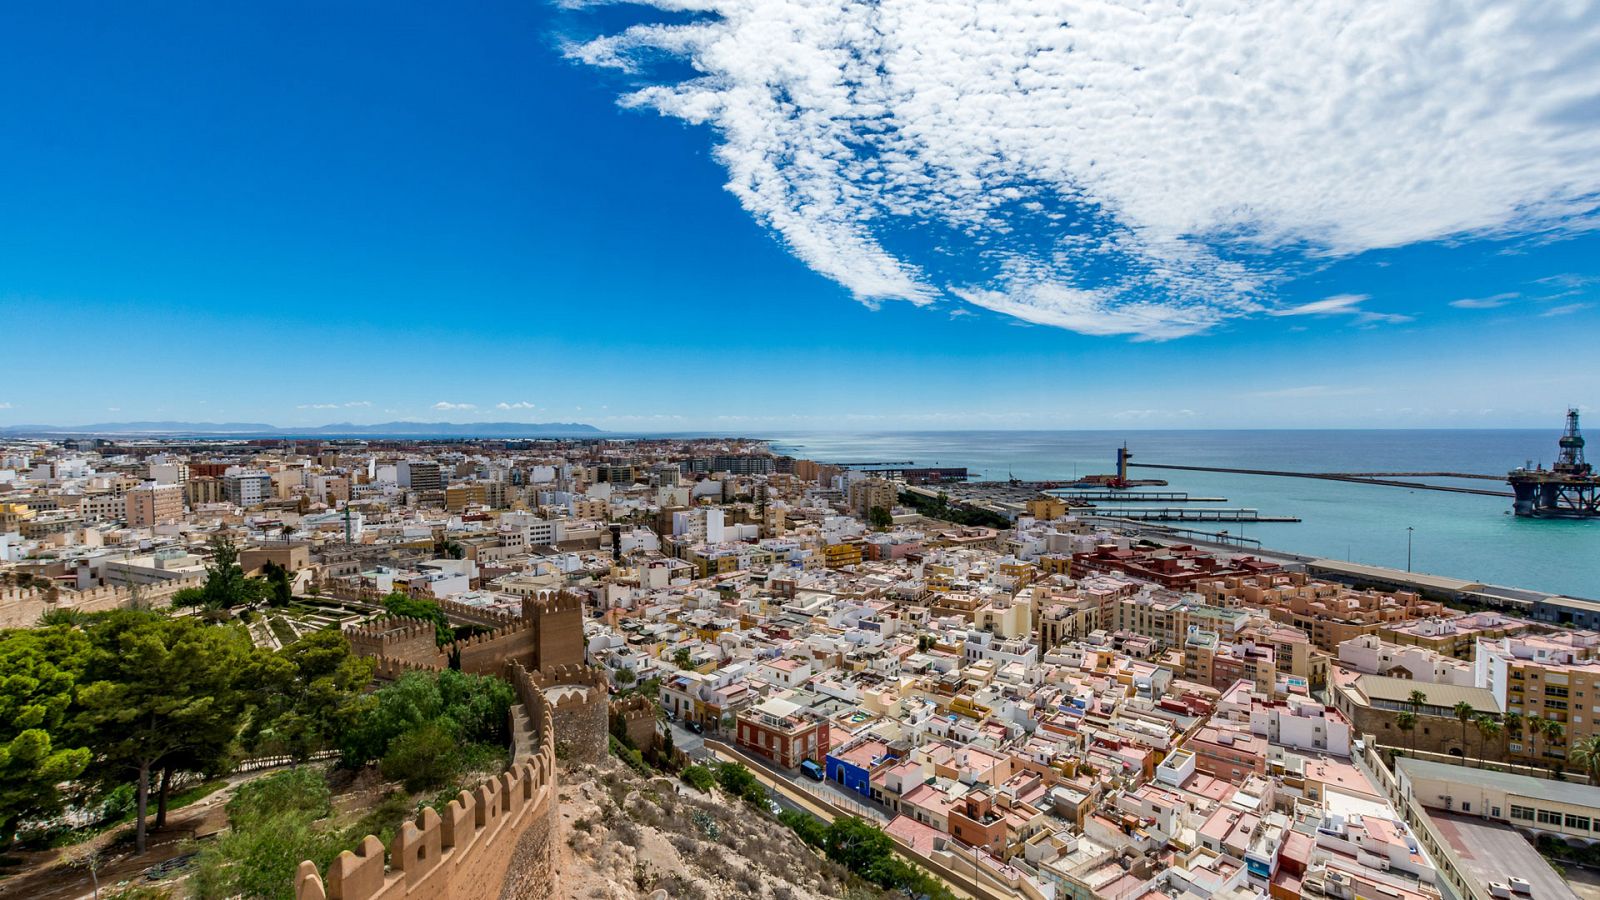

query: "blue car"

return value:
[799, 759, 825, 781]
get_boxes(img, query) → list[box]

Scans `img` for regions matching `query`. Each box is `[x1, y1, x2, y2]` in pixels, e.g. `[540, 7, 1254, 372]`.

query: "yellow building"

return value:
[1025, 497, 1069, 520]
[823, 541, 863, 569]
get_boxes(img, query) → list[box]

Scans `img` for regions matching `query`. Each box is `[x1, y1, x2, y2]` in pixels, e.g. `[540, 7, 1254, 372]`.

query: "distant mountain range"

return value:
[0, 420, 603, 438]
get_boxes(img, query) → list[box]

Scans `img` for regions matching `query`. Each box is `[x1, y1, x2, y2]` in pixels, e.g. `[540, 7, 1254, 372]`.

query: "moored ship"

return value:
[1508, 409, 1599, 518]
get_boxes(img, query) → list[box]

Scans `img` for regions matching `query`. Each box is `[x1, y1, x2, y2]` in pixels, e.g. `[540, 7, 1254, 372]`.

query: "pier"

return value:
[1128, 463, 1514, 498]
[1049, 490, 1227, 503]
[1083, 507, 1299, 523]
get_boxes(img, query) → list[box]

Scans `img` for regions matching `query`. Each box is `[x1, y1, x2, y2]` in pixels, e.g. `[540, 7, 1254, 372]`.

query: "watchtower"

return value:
[524, 590, 585, 673]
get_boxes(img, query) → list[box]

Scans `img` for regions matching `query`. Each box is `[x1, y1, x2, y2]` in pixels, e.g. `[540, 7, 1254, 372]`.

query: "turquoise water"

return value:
[763, 430, 1599, 599]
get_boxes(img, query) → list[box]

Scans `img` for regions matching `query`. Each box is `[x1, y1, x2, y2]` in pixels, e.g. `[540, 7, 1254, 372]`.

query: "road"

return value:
[700, 740, 1022, 900]
[665, 719, 707, 759]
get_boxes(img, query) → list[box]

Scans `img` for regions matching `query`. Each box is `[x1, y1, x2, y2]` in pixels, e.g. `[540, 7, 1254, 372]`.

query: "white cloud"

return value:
[1266, 293, 1411, 325]
[496, 401, 537, 410]
[570, 1, 1600, 339]
[1542, 302, 1591, 317]
[0, 402, 12, 409]
[432, 401, 477, 411]
[1269, 294, 1370, 317]
[1450, 292, 1518, 309]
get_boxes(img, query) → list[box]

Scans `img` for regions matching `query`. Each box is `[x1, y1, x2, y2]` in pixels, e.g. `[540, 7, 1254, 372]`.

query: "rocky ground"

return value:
[552, 758, 886, 900]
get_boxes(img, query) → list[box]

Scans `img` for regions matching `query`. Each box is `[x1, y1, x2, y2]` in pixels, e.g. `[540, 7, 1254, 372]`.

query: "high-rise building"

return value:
[126, 482, 184, 527]
[223, 470, 273, 508]
[848, 477, 897, 516]
[397, 461, 443, 492]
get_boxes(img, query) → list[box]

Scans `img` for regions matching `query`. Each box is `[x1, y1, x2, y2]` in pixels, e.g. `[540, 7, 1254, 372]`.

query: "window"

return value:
[1539, 809, 1563, 826]
[1511, 805, 1534, 821]
[1566, 814, 1591, 831]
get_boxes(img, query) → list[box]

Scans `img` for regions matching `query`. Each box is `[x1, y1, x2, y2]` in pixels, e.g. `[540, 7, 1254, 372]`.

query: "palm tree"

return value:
[1474, 716, 1502, 768]
[1397, 711, 1418, 755]
[1503, 711, 1524, 761]
[1570, 735, 1600, 784]
[1408, 689, 1428, 715]
[1452, 701, 1474, 760]
[1544, 720, 1567, 775]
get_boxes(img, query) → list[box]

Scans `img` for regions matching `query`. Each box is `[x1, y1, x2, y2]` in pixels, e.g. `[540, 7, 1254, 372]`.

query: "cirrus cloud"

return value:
[566, 0, 1600, 339]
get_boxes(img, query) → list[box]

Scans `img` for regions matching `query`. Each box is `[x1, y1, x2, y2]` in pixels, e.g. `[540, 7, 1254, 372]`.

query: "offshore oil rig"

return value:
[1509, 409, 1599, 518]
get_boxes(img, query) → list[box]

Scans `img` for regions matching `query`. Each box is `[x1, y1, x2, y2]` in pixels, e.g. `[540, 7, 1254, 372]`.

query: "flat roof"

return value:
[1426, 810, 1578, 900]
[1308, 559, 1483, 592]
[1355, 674, 1499, 712]
[1399, 756, 1600, 810]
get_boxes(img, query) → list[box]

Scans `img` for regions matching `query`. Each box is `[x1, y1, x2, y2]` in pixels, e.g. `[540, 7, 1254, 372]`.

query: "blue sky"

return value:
[1, 1, 1598, 431]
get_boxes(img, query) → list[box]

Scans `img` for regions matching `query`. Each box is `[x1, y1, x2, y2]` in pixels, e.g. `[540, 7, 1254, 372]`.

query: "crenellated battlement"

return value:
[371, 656, 447, 682]
[346, 617, 447, 671]
[529, 662, 608, 692]
[437, 598, 517, 628]
[522, 589, 583, 616]
[609, 694, 658, 751]
[294, 662, 562, 900]
[0, 574, 206, 629]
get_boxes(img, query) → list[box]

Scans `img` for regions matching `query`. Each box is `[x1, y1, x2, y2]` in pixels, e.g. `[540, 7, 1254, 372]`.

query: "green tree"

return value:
[1569, 734, 1600, 783]
[1543, 719, 1566, 774]
[1408, 689, 1427, 715]
[680, 764, 716, 793]
[381, 591, 452, 646]
[247, 631, 373, 763]
[1454, 701, 1474, 759]
[174, 534, 268, 614]
[867, 506, 893, 529]
[1504, 711, 1524, 760]
[1473, 716, 1502, 768]
[189, 767, 344, 900]
[673, 647, 694, 670]
[338, 669, 511, 769]
[0, 626, 92, 844]
[380, 723, 462, 792]
[823, 815, 894, 872]
[713, 761, 767, 806]
[74, 611, 254, 854]
[1395, 711, 1417, 755]
[260, 561, 294, 609]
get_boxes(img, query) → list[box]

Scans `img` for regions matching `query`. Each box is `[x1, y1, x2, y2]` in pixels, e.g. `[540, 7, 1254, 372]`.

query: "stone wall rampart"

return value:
[294, 662, 559, 900]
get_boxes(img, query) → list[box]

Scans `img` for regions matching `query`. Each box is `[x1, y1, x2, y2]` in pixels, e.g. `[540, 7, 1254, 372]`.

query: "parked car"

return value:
[800, 759, 825, 781]
[686, 721, 704, 734]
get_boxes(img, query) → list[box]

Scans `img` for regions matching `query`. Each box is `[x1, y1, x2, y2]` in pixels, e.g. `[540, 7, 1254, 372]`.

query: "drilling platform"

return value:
[1509, 409, 1600, 518]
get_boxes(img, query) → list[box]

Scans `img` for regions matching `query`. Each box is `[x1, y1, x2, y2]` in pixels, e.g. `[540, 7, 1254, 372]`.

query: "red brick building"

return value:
[736, 696, 830, 769]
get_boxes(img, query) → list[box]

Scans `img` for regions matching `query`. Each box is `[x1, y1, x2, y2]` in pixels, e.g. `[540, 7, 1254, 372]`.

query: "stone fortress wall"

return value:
[293, 661, 558, 900]
[297, 589, 611, 899]
[0, 574, 206, 629]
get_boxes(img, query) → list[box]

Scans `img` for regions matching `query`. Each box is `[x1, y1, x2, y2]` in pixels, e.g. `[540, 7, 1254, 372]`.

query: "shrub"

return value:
[380, 723, 462, 792]
[190, 769, 343, 900]
[681, 764, 716, 793]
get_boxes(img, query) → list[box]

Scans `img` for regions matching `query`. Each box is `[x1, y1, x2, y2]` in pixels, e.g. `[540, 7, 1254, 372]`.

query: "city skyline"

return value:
[2, 1, 1598, 430]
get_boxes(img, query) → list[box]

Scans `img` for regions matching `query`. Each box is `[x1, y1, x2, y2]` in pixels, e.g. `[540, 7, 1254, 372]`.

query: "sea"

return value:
[759, 430, 1600, 600]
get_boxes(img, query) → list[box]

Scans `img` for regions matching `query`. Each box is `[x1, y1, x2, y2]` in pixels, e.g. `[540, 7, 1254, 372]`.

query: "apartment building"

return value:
[125, 482, 183, 528]
[223, 470, 273, 507]
[847, 477, 897, 516]
[736, 695, 830, 769]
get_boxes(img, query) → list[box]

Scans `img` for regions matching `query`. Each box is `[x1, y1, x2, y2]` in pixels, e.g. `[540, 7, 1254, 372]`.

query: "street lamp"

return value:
[1406, 526, 1414, 573]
